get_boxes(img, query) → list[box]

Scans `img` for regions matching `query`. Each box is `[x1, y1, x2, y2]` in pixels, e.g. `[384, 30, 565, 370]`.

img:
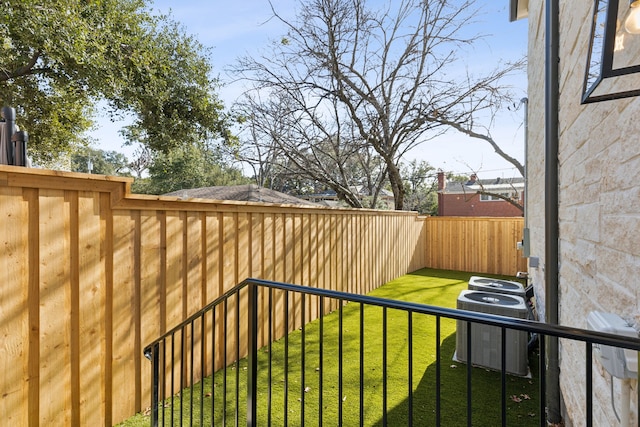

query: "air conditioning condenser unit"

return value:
[455, 290, 529, 376]
[468, 276, 526, 298]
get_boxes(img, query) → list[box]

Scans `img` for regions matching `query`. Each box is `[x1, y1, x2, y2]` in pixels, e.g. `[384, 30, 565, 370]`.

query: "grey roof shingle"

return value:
[164, 184, 319, 206]
[442, 177, 525, 194]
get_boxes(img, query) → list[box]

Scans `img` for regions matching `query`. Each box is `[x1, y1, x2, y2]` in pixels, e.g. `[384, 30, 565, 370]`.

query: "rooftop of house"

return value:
[301, 186, 394, 200]
[438, 173, 525, 195]
[164, 184, 319, 206]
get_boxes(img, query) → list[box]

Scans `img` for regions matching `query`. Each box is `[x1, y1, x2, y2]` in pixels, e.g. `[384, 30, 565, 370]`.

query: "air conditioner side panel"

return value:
[455, 294, 529, 376]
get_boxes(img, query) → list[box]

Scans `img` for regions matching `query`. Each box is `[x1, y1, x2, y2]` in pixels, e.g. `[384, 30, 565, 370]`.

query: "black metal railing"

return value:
[144, 278, 640, 426]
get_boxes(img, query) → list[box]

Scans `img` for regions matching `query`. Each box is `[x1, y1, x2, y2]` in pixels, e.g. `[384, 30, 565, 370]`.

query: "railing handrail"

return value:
[144, 277, 640, 356]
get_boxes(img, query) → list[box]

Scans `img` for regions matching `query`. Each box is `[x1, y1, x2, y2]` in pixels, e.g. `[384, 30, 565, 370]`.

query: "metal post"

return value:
[1, 107, 15, 165]
[144, 343, 160, 427]
[12, 130, 27, 166]
[521, 97, 530, 257]
[247, 283, 258, 426]
[545, 0, 561, 424]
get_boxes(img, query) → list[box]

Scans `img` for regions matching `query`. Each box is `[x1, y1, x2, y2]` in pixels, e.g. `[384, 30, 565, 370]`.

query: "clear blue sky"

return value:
[93, 0, 528, 178]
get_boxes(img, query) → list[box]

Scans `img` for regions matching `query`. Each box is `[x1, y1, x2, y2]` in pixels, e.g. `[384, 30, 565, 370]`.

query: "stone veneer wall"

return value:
[526, 1, 640, 425]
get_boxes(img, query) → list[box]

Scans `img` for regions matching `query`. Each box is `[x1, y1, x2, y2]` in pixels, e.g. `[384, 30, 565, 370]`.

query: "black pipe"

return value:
[545, 0, 561, 424]
[13, 131, 28, 166]
[2, 106, 16, 164]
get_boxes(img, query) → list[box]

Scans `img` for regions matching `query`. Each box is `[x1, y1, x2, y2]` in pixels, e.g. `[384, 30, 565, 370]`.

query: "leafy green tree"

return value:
[71, 147, 131, 176]
[132, 143, 249, 195]
[0, 0, 230, 165]
[402, 160, 438, 215]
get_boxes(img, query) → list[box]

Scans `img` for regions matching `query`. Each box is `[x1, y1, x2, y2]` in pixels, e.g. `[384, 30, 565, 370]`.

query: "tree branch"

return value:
[0, 51, 42, 82]
[434, 117, 525, 176]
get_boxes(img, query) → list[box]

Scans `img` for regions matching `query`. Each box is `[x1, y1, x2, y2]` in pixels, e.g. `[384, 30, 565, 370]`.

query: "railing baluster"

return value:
[211, 306, 216, 424]
[223, 298, 228, 426]
[359, 303, 364, 426]
[466, 321, 472, 427]
[319, 295, 324, 427]
[501, 326, 507, 427]
[268, 288, 273, 426]
[301, 293, 306, 426]
[284, 290, 289, 427]
[382, 307, 388, 427]
[435, 316, 441, 427]
[408, 310, 413, 427]
[247, 284, 258, 427]
[235, 293, 240, 427]
[180, 328, 185, 427]
[160, 339, 166, 426]
[339, 299, 344, 424]
[586, 342, 592, 427]
[200, 315, 205, 427]
[539, 334, 546, 427]
[189, 321, 194, 427]
[170, 332, 175, 425]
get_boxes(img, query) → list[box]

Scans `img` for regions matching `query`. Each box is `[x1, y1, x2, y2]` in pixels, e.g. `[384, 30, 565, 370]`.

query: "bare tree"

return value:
[127, 145, 153, 179]
[233, 0, 523, 209]
[234, 88, 388, 208]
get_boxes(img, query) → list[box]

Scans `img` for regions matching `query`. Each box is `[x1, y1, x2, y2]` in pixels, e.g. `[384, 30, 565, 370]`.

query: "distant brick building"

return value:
[436, 171, 524, 217]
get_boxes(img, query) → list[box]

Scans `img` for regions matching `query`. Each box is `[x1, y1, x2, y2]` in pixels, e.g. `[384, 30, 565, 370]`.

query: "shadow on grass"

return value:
[376, 334, 540, 427]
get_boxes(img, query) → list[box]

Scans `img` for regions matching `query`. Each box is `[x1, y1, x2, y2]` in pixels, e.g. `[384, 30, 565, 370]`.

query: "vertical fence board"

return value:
[222, 212, 237, 363]
[111, 210, 137, 422]
[139, 212, 162, 406]
[38, 190, 72, 425]
[77, 192, 106, 425]
[186, 212, 202, 317]
[263, 213, 274, 281]
[237, 212, 249, 359]
[165, 212, 184, 330]
[0, 187, 29, 426]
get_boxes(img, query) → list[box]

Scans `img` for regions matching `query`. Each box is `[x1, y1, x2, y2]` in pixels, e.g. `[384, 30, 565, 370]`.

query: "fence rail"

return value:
[145, 278, 640, 426]
[0, 167, 525, 425]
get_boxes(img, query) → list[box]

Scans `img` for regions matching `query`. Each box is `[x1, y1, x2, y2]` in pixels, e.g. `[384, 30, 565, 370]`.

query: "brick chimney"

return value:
[437, 170, 445, 216]
[437, 170, 446, 191]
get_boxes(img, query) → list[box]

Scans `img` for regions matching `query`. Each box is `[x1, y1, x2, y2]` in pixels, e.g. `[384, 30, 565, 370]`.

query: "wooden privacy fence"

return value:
[423, 216, 527, 275]
[0, 166, 525, 425]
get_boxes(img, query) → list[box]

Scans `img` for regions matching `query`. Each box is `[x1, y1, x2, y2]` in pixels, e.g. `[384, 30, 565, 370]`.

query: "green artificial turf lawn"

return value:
[119, 268, 539, 426]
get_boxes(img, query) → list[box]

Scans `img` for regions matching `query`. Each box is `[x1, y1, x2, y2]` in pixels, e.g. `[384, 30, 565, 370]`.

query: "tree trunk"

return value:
[387, 161, 405, 210]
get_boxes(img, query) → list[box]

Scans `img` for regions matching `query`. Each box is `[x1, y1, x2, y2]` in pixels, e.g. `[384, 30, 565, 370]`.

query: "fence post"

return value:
[247, 283, 258, 426]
